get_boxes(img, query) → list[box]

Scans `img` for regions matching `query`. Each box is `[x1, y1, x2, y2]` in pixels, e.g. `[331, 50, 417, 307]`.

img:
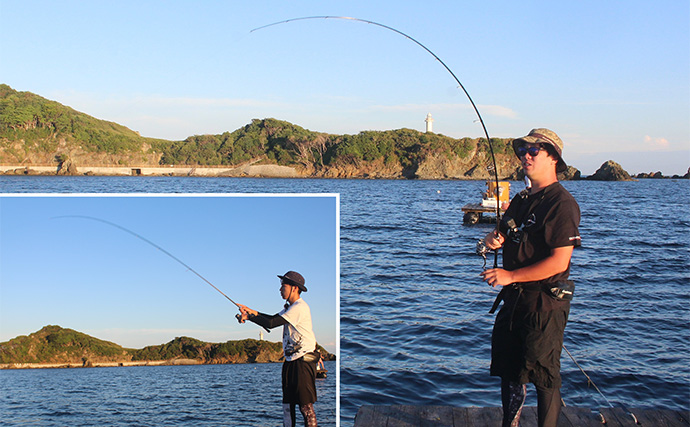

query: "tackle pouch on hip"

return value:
[301, 350, 321, 363]
[544, 280, 575, 301]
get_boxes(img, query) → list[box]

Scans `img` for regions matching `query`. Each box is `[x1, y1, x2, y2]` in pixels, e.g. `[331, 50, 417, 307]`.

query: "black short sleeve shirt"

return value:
[501, 182, 581, 310]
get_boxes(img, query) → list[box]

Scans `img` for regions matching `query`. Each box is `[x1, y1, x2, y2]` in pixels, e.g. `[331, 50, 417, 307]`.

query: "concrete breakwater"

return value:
[0, 164, 298, 178]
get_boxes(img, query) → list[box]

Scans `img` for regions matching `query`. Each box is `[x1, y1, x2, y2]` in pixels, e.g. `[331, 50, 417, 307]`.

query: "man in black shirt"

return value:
[480, 128, 581, 427]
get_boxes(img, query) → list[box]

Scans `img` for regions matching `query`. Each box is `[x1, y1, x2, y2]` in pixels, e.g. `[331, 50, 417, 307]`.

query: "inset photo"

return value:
[0, 193, 338, 427]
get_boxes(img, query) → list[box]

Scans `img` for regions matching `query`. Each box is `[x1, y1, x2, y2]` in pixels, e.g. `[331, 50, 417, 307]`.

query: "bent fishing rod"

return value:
[54, 215, 241, 307]
[252, 16, 502, 268]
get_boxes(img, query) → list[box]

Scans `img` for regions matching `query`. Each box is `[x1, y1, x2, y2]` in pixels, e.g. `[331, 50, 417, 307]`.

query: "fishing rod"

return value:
[251, 16, 502, 268]
[55, 215, 271, 332]
[54, 215, 240, 306]
[53, 215, 271, 332]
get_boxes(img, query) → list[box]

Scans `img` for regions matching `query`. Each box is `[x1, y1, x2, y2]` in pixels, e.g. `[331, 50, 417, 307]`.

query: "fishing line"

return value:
[562, 344, 614, 407]
[251, 16, 502, 267]
[562, 344, 639, 423]
[53, 215, 240, 307]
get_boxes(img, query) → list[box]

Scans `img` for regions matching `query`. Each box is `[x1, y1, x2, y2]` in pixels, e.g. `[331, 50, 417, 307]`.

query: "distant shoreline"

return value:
[0, 358, 282, 370]
[1, 164, 688, 180]
[0, 164, 300, 178]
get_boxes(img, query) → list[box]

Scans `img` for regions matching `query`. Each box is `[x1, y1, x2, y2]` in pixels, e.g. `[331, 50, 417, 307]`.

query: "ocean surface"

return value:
[0, 362, 335, 426]
[1, 176, 689, 426]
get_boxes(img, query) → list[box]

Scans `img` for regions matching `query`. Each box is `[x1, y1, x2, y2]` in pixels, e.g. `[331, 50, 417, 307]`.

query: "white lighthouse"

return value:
[425, 113, 434, 133]
[259, 330, 264, 341]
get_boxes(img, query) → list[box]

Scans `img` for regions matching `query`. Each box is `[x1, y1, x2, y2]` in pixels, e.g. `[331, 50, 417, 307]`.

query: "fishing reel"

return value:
[476, 239, 492, 270]
[235, 312, 271, 333]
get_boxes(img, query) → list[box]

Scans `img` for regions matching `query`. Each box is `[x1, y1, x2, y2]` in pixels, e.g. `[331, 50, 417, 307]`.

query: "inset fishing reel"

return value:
[235, 312, 270, 333]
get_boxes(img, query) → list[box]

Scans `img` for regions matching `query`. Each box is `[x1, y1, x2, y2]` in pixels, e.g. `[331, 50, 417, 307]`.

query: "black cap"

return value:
[277, 271, 307, 292]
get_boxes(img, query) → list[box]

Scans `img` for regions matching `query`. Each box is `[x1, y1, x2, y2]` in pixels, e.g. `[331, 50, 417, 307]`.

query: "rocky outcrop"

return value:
[635, 171, 664, 179]
[410, 151, 517, 180]
[636, 168, 690, 179]
[310, 151, 523, 180]
[1, 166, 52, 175]
[559, 166, 581, 181]
[56, 157, 78, 175]
[587, 160, 634, 181]
[1, 136, 163, 168]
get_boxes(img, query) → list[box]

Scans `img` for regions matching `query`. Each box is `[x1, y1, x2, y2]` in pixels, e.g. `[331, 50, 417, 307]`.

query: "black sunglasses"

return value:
[516, 145, 544, 157]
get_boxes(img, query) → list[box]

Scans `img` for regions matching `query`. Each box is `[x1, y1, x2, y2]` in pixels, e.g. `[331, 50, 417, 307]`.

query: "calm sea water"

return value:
[1, 176, 689, 426]
[0, 362, 335, 426]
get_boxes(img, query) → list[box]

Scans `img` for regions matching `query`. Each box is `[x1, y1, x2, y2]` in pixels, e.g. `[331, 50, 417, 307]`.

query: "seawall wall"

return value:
[0, 164, 298, 178]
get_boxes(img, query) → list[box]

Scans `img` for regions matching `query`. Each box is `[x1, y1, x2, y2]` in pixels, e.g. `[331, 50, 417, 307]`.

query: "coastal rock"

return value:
[559, 166, 581, 181]
[635, 171, 664, 179]
[315, 157, 405, 179]
[56, 158, 79, 176]
[587, 160, 633, 181]
[9, 167, 29, 175]
[635, 167, 690, 179]
[462, 165, 487, 179]
[415, 153, 469, 179]
[673, 167, 690, 179]
[413, 151, 520, 180]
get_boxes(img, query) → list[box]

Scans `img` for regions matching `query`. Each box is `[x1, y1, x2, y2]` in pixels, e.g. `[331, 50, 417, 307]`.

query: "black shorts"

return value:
[282, 358, 317, 405]
[490, 304, 569, 389]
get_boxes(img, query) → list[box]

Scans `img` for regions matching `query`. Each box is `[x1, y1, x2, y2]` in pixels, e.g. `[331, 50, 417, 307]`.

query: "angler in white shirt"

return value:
[238, 271, 319, 427]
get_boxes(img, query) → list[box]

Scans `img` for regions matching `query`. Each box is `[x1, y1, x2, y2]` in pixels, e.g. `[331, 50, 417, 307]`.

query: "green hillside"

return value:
[0, 325, 335, 366]
[0, 84, 520, 178]
[0, 325, 130, 364]
[0, 84, 170, 157]
[160, 117, 513, 172]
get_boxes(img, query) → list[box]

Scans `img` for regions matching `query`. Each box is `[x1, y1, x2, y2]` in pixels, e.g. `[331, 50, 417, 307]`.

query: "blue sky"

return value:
[1, 0, 688, 175]
[0, 195, 338, 352]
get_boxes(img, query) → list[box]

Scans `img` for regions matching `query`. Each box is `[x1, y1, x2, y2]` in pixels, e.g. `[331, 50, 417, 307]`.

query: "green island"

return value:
[0, 325, 334, 369]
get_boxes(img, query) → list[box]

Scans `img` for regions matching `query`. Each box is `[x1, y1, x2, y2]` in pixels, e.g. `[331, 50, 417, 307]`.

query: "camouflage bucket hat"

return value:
[512, 128, 568, 173]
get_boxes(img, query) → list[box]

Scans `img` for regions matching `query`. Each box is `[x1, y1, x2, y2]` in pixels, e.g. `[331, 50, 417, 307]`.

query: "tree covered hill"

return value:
[0, 325, 334, 367]
[0, 325, 131, 365]
[0, 83, 523, 178]
[0, 84, 171, 165]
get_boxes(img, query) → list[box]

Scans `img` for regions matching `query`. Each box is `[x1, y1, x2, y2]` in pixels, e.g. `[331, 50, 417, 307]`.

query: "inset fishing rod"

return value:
[252, 16, 502, 268]
[55, 215, 271, 332]
[53, 215, 240, 308]
[55, 215, 240, 306]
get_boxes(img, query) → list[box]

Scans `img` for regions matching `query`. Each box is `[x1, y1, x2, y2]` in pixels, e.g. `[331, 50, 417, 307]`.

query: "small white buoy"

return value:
[437, 190, 441, 194]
